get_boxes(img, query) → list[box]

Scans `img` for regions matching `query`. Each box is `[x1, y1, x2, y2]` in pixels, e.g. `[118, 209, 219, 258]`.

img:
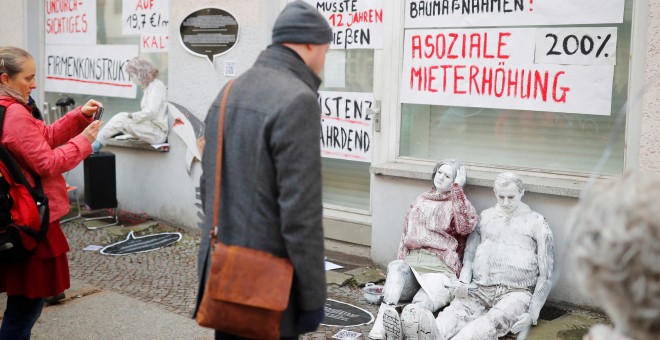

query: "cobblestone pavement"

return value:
[62, 218, 380, 339]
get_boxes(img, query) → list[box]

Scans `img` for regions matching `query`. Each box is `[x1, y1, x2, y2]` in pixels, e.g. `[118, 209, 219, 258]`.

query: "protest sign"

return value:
[319, 91, 374, 162]
[400, 27, 617, 115]
[45, 44, 138, 99]
[45, 0, 96, 45]
[404, 0, 625, 28]
[303, 0, 384, 49]
[123, 0, 170, 53]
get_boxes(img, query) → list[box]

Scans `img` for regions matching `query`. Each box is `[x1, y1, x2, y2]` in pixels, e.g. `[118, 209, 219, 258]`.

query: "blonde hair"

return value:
[126, 57, 159, 87]
[0, 46, 31, 78]
[570, 171, 660, 340]
[0, 46, 32, 102]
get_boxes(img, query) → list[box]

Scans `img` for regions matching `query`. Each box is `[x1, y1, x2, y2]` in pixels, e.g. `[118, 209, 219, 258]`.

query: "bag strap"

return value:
[0, 104, 50, 241]
[211, 80, 235, 244]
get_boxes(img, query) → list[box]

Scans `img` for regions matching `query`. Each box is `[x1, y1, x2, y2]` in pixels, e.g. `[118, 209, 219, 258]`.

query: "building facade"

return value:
[1, 0, 658, 309]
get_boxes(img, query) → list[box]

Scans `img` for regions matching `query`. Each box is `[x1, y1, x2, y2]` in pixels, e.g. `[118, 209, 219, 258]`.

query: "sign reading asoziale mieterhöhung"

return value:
[400, 1, 626, 116]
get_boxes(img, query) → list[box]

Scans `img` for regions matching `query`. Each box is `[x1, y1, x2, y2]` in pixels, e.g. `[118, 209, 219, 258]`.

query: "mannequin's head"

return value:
[570, 171, 660, 340]
[493, 172, 525, 213]
[126, 57, 159, 87]
[431, 159, 461, 193]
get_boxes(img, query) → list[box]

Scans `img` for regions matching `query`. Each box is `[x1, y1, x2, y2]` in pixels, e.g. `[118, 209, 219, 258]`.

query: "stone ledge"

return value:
[371, 161, 613, 198]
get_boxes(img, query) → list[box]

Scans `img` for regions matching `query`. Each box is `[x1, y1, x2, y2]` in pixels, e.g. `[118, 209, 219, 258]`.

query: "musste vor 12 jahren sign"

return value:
[100, 231, 182, 255]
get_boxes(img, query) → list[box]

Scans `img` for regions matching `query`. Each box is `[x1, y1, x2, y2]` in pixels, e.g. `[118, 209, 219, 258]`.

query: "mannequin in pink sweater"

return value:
[369, 159, 478, 340]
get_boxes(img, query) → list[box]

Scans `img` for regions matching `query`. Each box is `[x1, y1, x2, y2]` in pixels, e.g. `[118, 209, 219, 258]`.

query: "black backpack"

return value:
[0, 104, 50, 264]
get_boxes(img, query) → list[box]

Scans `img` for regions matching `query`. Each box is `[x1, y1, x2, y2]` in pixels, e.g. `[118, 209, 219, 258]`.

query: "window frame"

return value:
[372, 0, 648, 196]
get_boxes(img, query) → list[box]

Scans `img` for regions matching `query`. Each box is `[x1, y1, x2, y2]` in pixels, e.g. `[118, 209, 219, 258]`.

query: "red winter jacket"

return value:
[0, 96, 93, 258]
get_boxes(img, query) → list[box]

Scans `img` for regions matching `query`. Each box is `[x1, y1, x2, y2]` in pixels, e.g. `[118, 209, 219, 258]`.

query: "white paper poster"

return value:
[123, 0, 169, 53]
[45, 45, 138, 99]
[324, 50, 347, 88]
[303, 0, 384, 49]
[122, 0, 169, 35]
[319, 91, 374, 162]
[45, 0, 97, 45]
[404, 0, 625, 28]
[400, 28, 616, 115]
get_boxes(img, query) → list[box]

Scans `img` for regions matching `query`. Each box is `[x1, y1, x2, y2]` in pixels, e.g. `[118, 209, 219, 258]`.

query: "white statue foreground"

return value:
[570, 171, 660, 340]
[402, 172, 554, 339]
[369, 159, 478, 340]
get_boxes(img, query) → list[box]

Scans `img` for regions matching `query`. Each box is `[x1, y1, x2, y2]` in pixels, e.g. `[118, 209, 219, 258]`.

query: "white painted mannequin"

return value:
[369, 159, 478, 340]
[92, 57, 168, 152]
[571, 171, 659, 340]
[402, 172, 555, 340]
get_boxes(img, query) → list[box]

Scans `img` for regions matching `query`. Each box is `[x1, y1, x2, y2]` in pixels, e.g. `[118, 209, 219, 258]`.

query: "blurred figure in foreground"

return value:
[570, 171, 660, 340]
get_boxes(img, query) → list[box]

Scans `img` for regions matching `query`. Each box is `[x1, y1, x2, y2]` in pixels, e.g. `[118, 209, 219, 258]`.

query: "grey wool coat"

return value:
[195, 44, 327, 337]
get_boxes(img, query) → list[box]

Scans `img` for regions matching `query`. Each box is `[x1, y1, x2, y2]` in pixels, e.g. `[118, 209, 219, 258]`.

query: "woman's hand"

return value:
[82, 120, 103, 143]
[81, 99, 103, 117]
[454, 166, 467, 187]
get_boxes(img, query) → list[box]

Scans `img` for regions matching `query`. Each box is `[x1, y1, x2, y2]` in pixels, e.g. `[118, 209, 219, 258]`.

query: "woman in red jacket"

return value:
[0, 46, 103, 339]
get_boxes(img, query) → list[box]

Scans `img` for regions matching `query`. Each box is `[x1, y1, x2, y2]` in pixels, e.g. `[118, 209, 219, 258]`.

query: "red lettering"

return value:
[424, 35, 435, 58]
[483, 32, 494, 59]
[447, 33, 459, 59]
[482, 66, 493, 95]
[410, 66, 423, 90]
[497, 32, 511, 59]
[454, 65, 466, 94]
[507, 69, 519, 97]
[494, 67, 506, 97]
[469, 66, 480, 95]
[552, 71, 570, 103]
[435, 34, 446, 59]
[411, 35, 422, 59]
[440, 65, 452, 92]
[428, 66, 439, 93]
[534, 70, 549, 102]
[469, 33, 481, 58]
[136, 0, 154, 11]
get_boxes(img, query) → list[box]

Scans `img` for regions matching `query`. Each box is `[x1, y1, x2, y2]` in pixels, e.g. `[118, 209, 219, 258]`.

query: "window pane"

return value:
[44, 0, 168, 127]
[320, 49, 374, 210]
[400, 2, 632, 176]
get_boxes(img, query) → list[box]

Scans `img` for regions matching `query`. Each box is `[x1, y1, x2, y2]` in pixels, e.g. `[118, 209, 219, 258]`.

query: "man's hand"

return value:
[511, 313, 532, 334]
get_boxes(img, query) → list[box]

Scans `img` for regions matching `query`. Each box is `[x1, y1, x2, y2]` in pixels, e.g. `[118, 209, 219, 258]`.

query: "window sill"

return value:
[105, 139, 169, 152]
[370, 161, 608, 198]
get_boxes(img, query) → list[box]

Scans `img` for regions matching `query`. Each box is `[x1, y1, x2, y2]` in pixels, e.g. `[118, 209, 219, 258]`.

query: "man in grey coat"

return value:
[194, 1, 331, 339]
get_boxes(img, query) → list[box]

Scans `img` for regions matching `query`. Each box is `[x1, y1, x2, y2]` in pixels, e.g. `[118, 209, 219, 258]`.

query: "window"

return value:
[320, 49, 374, 211]
[43, 0, 168, 127]
[399, 1, 633, 176]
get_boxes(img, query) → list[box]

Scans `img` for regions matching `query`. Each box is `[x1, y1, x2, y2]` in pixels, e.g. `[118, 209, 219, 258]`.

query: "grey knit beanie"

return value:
[272, 1, 333, 45]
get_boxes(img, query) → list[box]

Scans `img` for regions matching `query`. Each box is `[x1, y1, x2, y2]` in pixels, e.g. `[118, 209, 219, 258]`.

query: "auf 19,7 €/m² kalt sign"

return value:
[179, 8, 239, 65]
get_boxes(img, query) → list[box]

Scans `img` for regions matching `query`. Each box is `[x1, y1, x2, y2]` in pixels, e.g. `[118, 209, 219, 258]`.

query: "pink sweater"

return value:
[396, 184, 478, 276]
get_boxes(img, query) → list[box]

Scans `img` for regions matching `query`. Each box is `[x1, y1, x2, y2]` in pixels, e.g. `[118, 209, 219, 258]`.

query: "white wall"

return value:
[0, 0, 26, 48]
[67, 0, 280, 229]
[640, 1, 660, 171]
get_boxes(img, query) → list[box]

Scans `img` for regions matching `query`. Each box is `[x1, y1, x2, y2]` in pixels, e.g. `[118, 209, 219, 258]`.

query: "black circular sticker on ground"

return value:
[322, 299, 374, 327]
[180, 8, 239, 63]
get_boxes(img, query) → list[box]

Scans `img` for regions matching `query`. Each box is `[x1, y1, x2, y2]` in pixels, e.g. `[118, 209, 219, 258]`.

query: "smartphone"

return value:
[95, 107, 104, 121]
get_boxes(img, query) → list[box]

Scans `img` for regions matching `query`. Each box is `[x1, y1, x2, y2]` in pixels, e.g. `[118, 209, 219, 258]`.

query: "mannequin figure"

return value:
[92, 57, 167, 152]
[402, 172, 554, 339]
[369, 159, 478, 340]
[571, 171, 659, 340]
